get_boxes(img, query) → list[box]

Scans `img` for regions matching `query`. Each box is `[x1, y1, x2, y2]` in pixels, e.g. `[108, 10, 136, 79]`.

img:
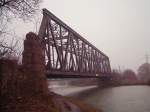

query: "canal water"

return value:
[50, 85, 150, 112]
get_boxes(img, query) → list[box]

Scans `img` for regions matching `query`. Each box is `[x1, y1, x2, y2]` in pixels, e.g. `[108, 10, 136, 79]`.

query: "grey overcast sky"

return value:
[12, 0, 150, 72]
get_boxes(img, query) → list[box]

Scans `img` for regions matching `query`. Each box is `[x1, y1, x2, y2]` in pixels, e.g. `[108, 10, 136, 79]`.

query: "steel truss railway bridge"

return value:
[38, 9, 111, 79]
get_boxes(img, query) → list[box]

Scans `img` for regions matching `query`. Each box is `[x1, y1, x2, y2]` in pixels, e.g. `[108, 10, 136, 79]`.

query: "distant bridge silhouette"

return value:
[38, 9, 111, 78]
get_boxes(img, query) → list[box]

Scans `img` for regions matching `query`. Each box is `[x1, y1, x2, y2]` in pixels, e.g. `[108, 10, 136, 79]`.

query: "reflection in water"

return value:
[72, 86, 150, 112]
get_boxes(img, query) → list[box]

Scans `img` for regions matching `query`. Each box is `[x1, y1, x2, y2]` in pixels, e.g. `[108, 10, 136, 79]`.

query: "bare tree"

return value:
[0, 35, 21, 59]
[122, 69, 137, 84]
[138, 63, 150, 82]
[32, 14, 42, 33]
[111, 69, 122, 85]
[0, 0, 41, 59]
[0, 0, 41, 33]
[0, 0, 41, 19]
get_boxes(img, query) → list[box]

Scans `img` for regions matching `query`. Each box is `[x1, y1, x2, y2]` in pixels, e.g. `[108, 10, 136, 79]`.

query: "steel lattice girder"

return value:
[38, 8, 111, 77]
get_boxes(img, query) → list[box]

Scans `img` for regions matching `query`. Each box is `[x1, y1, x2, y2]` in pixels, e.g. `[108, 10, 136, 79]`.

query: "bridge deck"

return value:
[46, 71, 110, 78]
[46, 74, 110, 78]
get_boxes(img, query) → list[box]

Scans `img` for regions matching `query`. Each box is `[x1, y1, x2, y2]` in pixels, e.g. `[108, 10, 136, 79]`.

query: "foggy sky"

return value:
[13, 0, 150, 72]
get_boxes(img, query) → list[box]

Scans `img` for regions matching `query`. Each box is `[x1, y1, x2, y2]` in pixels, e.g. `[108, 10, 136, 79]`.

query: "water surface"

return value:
[70, 86, 150, 112]
[50, 85, 150, 112]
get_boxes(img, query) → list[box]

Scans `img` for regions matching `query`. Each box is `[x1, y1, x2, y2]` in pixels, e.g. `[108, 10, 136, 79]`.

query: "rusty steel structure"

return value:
[38, 8, 111, 78]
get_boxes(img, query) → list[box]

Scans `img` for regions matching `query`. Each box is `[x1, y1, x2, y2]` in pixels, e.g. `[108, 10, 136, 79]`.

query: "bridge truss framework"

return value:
[38, 9, 111, 78]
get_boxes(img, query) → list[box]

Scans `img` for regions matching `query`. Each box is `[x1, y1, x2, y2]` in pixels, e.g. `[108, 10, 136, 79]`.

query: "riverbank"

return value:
[50, 92, 102, 112]
[1, 90, 102, 112]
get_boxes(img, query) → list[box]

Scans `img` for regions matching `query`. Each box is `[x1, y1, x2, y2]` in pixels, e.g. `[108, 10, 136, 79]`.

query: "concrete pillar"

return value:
[22, 32, 49, 95]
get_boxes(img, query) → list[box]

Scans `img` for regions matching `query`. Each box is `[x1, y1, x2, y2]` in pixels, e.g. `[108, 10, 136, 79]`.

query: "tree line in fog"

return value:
[111, 62, 150, 85]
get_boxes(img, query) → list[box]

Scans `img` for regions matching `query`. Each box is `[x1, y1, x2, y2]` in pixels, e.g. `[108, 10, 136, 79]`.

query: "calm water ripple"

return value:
[78, 86, 150, 112]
